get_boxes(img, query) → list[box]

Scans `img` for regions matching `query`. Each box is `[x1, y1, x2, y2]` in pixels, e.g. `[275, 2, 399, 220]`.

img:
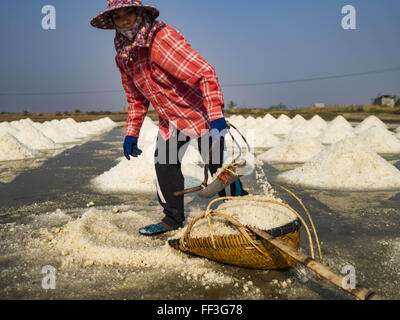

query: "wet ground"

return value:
[0, 126, 399, 300]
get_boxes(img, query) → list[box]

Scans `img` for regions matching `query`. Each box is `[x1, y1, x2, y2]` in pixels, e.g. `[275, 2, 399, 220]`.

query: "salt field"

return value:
[1, 114, 400, 300]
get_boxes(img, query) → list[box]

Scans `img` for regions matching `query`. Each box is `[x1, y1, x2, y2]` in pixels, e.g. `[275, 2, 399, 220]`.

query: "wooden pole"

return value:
[248, 226, 382, 300]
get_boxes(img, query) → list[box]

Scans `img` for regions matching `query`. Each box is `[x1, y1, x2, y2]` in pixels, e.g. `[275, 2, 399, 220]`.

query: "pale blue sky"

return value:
[0, 0, 399, 112]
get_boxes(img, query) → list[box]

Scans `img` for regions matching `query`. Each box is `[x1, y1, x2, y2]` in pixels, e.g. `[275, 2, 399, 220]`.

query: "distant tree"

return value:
[268, 103, 287, 111]
[23, 110, 30, 115]
[227, 100, 237, 109]
[396, 98, 400, 107]
[74, 109, 81, 114]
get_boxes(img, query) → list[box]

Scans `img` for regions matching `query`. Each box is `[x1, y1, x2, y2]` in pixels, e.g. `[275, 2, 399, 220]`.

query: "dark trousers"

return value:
[154, 130, 247, 229]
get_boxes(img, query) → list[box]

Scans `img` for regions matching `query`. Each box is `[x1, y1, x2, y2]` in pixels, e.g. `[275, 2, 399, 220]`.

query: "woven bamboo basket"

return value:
[169, 217, 301, 270]
[169, 185, 323, 270]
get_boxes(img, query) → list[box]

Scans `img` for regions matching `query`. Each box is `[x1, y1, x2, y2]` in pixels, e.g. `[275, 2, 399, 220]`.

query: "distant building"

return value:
[314, 103, 325, 108]
[373, 95, 397, 108]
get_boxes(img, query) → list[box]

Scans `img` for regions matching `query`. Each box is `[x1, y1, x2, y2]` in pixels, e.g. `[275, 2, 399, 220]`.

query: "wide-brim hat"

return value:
[90, 0, 160, 30]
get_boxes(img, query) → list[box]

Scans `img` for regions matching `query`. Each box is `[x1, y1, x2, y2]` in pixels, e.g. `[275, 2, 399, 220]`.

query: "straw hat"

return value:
[90, 0, 160, 30]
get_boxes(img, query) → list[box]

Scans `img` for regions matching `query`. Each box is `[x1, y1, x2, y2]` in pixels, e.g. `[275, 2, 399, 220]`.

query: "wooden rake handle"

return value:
[248, 226, 382, 300]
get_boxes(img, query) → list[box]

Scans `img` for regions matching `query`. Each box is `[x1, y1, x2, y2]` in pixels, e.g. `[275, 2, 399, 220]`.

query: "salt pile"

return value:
[308, 115, 328, 131]
[248, 127, 280, 149]
[289, 120, 322, 138]
[258, 133, 324, 163]
[277, 137, 400, 191]
[91, 130, 205, 194]
[357, 126, 400, 153]
[189, 195, 297, 238]
[320, 115, 354, 144]
[0, 132, 39, 161]
[263, 113, 276, 126]
[9, 120, 61, 150]
[290, 115, 307, 128]
[0, 122, 19, 135]
[269, 114, 292, 135]
[0, 117, 118, 163]
[355, 115, 388, 134]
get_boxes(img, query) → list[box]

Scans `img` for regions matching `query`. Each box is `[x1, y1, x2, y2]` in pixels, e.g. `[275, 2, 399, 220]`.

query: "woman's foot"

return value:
[138, 222, 177, 236]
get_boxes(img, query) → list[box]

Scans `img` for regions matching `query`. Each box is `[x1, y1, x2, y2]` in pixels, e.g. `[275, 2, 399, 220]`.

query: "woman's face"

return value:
[111, 7, 138, 30]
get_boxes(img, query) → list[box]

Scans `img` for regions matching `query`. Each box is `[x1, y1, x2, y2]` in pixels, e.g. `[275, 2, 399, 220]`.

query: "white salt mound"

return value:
[0, 132, 39, 161]
[355, 115, 388, 134]
[309, 115, 328, 131]
[9, 121, 61, 150]
[321, 116, 354, 144]
[357, 126, 400, 153]
[250, 127, 280, 148]
[92, 144, 204, 194]
[269, 115, 292, 135]
[188, 194, 297, 238]
[0, 122, 19, 135]
[290, 115, 306, 128]
[258, 134, 324, 163]
[277, 137, 400, 191]
[289, 120, 322, 138]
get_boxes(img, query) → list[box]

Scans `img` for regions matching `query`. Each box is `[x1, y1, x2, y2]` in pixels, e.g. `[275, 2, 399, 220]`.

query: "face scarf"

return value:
[114, 11, 166, 62]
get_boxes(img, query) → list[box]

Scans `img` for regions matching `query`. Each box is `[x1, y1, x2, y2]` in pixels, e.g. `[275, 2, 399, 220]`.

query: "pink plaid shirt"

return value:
[115, 25, 225, 141]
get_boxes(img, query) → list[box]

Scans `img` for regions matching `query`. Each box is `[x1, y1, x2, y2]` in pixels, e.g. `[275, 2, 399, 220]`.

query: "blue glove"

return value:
[210, 118, 228, 141]
[123, 136, 142, 160]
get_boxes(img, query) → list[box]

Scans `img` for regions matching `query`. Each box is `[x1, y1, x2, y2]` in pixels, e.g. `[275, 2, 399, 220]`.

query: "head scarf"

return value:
[114, 11, 166, 62]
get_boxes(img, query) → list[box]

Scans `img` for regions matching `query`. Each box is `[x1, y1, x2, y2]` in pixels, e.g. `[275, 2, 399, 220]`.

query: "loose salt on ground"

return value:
[42, 208, 238, 288]
[258, 134, 324, 163]
[277, 137, 400, 191]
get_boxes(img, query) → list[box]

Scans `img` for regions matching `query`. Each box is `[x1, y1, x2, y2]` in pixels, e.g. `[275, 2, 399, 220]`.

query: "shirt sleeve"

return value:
[151, 26, 225, 122]
[115, 56, 150, 138]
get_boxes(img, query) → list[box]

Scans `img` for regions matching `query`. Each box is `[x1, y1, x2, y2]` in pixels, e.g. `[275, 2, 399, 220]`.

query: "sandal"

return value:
[139, 222, 175, 236]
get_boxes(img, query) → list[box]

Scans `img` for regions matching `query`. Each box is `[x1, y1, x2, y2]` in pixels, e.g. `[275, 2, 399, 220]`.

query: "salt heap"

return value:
[290, 114, 307, 128]
[355, 115, 388, 134]
[269, 114, 292, 135]
[247, 127, 280, 149]
[309, 115, 328, 131]
[263, 113, 276, 126]
[320, 115, 354, 144]
[0, 132, 39, 161]
[0, 122, 19, 135]
[277, 137, 400, 191]
[289, 120, 322, 138]
[357, 126, 400, 153]
[10, 120, 61, 150]
[258, 133, 324, 163]
[189, 194, 297, 238]
[34, 122, 79, 144]
[91, 118, 205, 193]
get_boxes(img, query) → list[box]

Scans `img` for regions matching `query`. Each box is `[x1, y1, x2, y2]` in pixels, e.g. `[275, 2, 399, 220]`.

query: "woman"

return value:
[91, 0, 247, 236]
